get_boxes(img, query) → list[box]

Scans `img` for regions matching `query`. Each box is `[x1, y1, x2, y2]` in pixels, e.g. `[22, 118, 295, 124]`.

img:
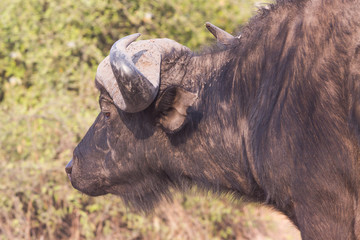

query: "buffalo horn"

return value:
[205, 22, 238, 45]
[109, 33, 158, 113]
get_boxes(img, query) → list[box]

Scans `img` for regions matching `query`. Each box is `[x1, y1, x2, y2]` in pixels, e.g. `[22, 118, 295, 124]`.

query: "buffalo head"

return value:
[66, 24, 236, 210]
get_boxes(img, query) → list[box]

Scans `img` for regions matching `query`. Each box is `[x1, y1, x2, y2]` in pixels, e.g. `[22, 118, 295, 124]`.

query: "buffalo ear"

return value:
[155, 86, 197, 133]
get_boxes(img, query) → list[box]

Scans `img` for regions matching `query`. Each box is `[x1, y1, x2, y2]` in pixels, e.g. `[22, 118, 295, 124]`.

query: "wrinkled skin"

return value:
[68, 0, 360, 239]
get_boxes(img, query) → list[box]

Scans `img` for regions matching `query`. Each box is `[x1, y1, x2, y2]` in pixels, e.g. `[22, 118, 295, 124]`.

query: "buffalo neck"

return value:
[161, 47, 265, 202]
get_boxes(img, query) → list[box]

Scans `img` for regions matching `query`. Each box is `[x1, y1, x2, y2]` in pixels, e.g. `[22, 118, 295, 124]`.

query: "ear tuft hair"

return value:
[155, 86, 197, 133]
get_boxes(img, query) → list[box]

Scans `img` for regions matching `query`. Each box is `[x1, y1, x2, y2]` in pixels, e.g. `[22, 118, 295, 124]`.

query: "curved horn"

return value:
[96, 34, 189, 113]
[109, 33, 158, 113]
[205, 22, 238, 45]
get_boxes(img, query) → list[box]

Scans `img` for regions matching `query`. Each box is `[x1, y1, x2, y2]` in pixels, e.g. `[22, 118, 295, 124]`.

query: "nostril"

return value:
[65, 158, 73, 174]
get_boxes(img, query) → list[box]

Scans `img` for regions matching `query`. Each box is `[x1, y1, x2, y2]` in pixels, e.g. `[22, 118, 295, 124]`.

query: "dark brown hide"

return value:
[68, 0, 360, 239]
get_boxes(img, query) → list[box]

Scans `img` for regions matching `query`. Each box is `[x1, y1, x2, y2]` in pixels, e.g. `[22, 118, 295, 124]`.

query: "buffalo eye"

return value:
[104, 112, 111, 119]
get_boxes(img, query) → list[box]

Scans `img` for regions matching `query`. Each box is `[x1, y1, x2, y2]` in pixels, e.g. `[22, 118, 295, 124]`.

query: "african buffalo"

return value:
[66, 0, 360, 238]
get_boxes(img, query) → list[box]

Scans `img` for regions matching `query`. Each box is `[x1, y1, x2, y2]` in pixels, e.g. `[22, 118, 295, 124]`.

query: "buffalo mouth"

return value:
[65, 158, 108, 196]
[70, 179, 108, 197]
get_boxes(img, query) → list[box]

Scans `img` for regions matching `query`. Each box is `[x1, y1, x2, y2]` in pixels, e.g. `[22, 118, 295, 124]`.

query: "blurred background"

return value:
[0, 0, 301, 239]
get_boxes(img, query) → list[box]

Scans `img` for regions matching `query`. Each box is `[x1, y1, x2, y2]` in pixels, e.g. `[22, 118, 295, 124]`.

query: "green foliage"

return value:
[0, 0, 254, 100]
[0, 0, 300, 239]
